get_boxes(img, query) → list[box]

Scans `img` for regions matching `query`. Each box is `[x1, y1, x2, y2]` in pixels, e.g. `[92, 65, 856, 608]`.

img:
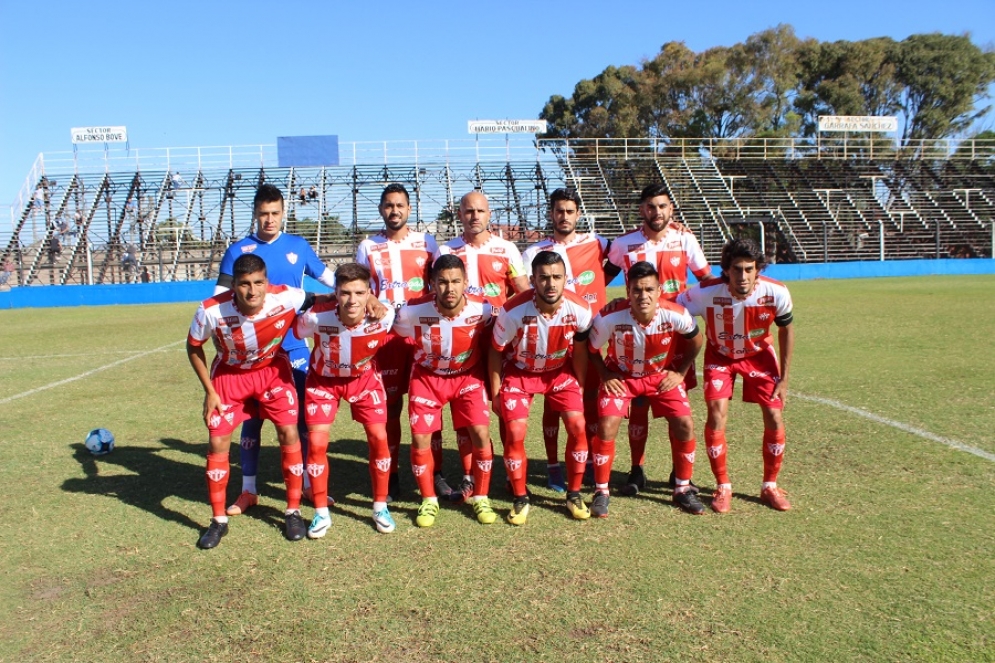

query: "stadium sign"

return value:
[71, 126, 128, 143]
[818, 116, 897, 132]
[468, 119, 548, 134]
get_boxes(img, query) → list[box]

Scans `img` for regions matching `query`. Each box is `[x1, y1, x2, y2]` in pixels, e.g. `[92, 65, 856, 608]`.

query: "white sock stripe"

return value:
[794, 391, 995, 464]
[0, 341, 184, 405]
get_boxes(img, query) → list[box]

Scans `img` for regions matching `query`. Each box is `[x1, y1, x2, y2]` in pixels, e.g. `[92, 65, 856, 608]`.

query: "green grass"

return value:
[1, 276, 993, 662]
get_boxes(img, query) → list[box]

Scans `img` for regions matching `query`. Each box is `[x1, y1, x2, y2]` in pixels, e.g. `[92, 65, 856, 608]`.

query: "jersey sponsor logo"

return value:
[757, 295, 775, 305]
[614, 324, 633, 332]
[662, 279, 680, 293]
[563, 314, 577, 324]
[551, 377, 576, 392]
[347, 389, 371, 404]
[749, 370, 771, 378]
[576, 270, 596, 286]
[648, 352, 669, 364]
[240, 244, 258, 253]
[749, 328, 766, 339]
[483, 283, 502, 297]
[318, 325, 339, 334]
[372, 243, 388, 251]
[627, 244, 643, 252]
[522, 316, 537, 324]
[411, 241, 426, 250]
[364, 323, 382, 334]
[465, 315, 482, 325]
[291, 357, 307, 370]
[222, 316, 240, 327]
[713, 297, 732, 306]
[419, 317, 440, 325]
[409, 277, 425, 292]
[491, 247, 506, 255]
[411, 395, 439, 408]
[268, 306, 287, 317]
[657, 322, 674, 332]
[381, 279, 412, 291]
[286, 252, 298, 265]
[704, 364, 729, 372]
[717, 330, 764, 341]
[206, 468, 228, 482]
[381, 368, 399, 376]
[458, 383, 481, 396]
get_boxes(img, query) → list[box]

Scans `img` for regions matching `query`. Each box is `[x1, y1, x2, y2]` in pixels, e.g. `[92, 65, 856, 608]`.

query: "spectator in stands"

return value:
[74, 211, 83, 234]
[141, 266, 151, 283]
[0, 259, 14, 288]
[48, 236, 62, 262]
[56, 218, 69, 236]
[171, 172, 185, 189]
[299, 187, 308, 205]
[122, 250, 138, 275]
[308, 186, 318, 201]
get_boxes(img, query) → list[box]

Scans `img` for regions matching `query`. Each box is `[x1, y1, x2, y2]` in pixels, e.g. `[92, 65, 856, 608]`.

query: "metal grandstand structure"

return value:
[3, 136, 993, 287]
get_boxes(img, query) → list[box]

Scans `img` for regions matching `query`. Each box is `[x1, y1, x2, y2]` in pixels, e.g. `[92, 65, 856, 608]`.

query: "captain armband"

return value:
[573, 329, 591, 343]
[774, 312, 793, 327]
[301, 292, 317, 312]
[681, 324, 700, 339]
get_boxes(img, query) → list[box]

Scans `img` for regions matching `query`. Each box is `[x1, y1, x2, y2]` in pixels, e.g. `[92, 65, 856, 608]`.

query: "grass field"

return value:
[1, 275, 993, 662]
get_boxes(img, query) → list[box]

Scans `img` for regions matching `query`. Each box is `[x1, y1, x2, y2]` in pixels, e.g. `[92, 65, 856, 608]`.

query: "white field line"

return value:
[0, 349, 180, 360]
[0, 341, 185, 405]
[794, 391, 995, 463]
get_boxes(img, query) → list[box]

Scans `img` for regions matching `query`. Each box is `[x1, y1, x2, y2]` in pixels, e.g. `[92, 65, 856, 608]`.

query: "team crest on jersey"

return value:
[713, 297, 732, 306]
[505, 458, 522, 471]
[613, 398, 623, 410]
[670, 256, 681, 266]
[415, 256, 426, 267]
[707, 444, 725, 458]
[307, 403, 317, 416]
[710, 378, 724, 391]
[758, 312, 771, 321]
[410, 414, 419, 426]
[424, 414, 435, 427]
[367, 340, 379, 348]
[563, 314, 577, 324]
[491, 260, 503, 271]
[286, 252, 298, 264]
[505, 399, 517, 410]
[209, 414, 222, 428]
[321, 404, 332, 417]
[275, 320, 286, 330]
[240, 244, 257, 253]
[206, 468, 228, 482]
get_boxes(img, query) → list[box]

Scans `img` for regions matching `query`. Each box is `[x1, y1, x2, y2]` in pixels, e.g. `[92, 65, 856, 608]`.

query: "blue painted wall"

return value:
[1, 260, 992, 309]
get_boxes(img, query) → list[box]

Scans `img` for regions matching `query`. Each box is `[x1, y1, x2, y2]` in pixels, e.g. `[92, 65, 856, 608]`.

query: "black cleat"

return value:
[673, 487, 706, 515]
[197, 519, 228, 549]
[450, 477, 474, 503]
[619, 465, 646, 496]
[285, 510, 307, 541]
[387, 473, 400, 503]
[668, 469, 697, 491]
[434, 473, 454, 499]
[591, 491, 611, 518]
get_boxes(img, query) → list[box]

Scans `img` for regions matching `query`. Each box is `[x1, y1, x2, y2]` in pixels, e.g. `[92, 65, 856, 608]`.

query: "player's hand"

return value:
[656, 370, 683, 394]
[606, 296, 626, 309]
[366, 297, 388, 320]
[202, 392, 223, 427]
[772, 380, 789, 407]
[602, 375, 626, 397]
[670, 220, 691, 233]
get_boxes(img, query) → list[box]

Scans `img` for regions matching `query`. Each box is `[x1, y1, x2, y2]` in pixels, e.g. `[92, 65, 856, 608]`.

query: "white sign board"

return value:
[71, 126, 128, 143]
[468, 119, 548, 134]
[818, 116, 898, 133]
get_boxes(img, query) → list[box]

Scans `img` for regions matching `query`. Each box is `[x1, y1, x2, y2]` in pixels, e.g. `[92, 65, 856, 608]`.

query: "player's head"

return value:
[549, 188, 582, 238]
[626, 261, 661, 318]
[431, 254, 467, 311]
[530, 251, 566, 306]
[458, 191, 491, 238]
[638, 182, 675, 233]
[253, 184, 285, 242]
[720, 238, 767, 296]
[334, 262, 372, 320]
[379, 183, 411, 232]
[232, 254, 268, 315]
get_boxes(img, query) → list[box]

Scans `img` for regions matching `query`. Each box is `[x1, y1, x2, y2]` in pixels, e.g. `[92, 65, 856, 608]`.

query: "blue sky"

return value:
[1, 0, 992, 210]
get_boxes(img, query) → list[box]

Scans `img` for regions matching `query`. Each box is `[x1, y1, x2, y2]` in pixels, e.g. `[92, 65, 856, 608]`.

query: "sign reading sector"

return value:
[71, 126, 129, 143]
[468, 119, 548, 134]
[818, 116, 898, 132]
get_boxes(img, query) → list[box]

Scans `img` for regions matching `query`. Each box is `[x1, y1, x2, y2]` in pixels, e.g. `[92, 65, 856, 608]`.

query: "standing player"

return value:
[293, 262, 396, 536]
[521, 188, 612, 492]
[187, 254, 312, 549]
[606, 182, 713, 495]
[215, 184, 336, 517]
[489, 251, 594, 524]
[435, 191, 529, 499]
[355, 183, 442, 500]
[391, 254, 498, 527]
[587, 261, 705, 518]
[677, 238, 795, 513]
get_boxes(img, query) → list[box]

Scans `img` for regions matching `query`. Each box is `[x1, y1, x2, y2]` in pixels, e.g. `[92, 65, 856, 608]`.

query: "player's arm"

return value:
[571, 331, 589, 388]
[773, 319, 794, 405]
[186, 339, 222, 426]
[658, 326, 702, 393]
[214, 273, 233, 295]
[487, 344, 504, 407]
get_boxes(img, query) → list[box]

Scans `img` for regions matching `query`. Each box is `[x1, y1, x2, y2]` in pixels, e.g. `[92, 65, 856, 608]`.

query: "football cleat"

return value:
[673, 487, 706, 515]
[619, 466, 646, 496]
[307, 512, 332, 539]
[197, 519, 228, 549]
[434, 473, 454, 500]
[507, 496, 530, 526]
[546, 465, 567, 493]
[372, 508, 396, 534]
[591, 491, 610, 518]
[416, 499, 439, 528]
[472, 497, 498, 525]
[566, 492, 591, 520]
[285, 510, 307, 541]
[711, 486, 732, 514]
[451, 477, 474, 504]
[760, 486, 792, 511]
[225, 491, 257, 516]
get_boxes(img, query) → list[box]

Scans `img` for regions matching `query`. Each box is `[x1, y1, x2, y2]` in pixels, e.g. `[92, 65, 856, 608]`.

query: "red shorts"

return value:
[408, 364, 491, 434]
[208, 355, 298, 436]
[597, 372, 692, 419]
[665, 333, 698, 391]
[498, 365, 583, 421]
[702, 344, 783, 409]
[375, 331, 414, 405]
[304, 369, 388, 426]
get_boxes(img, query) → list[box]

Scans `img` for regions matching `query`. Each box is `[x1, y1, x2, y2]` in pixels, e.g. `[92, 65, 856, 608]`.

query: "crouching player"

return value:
[587, 261, 704, 518]
[677, 238, 795, 512]
[489, 251, 594, 524]
[293, 262, 396, 536]
[187, 254, 312, 549]
[391, 254, 498, 527]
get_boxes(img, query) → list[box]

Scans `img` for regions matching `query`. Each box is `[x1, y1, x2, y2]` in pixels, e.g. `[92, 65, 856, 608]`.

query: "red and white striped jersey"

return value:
[293, 300, 395, 378]
[492, 290, 594, 374]
[607, 226, 710, 300]
[434, 235, 525, 308]
[392, 295, 493, 375]
[355, 231, 437, 308]
[188, 285, 305, 370]
[522, 233, 609, 311]
[588, 300, 697, 378]
[677, 276, 792, 359]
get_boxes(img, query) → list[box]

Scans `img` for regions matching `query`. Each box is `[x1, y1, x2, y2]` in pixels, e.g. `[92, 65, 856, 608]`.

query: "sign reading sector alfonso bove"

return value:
[71, 126, 128, 143]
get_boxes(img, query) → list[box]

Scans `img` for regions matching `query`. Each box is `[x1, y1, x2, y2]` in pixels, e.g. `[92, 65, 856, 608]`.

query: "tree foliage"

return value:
[539, 26, 995, 145]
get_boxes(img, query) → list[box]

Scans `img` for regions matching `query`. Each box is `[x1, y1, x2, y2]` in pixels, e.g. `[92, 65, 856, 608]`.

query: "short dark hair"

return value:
[431, 254, 466, 279]
[549, 188, 581, 208]
[720, 238, 768, 275]
[335, 262, 371, 287]
[380, 183, 410, 205]
[253, 184, 284, 213]
[532, 250, 565, 272]
[233, 254, 266, 278]
[639, 182, 674, 203]
[626, 261, 659, 284]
